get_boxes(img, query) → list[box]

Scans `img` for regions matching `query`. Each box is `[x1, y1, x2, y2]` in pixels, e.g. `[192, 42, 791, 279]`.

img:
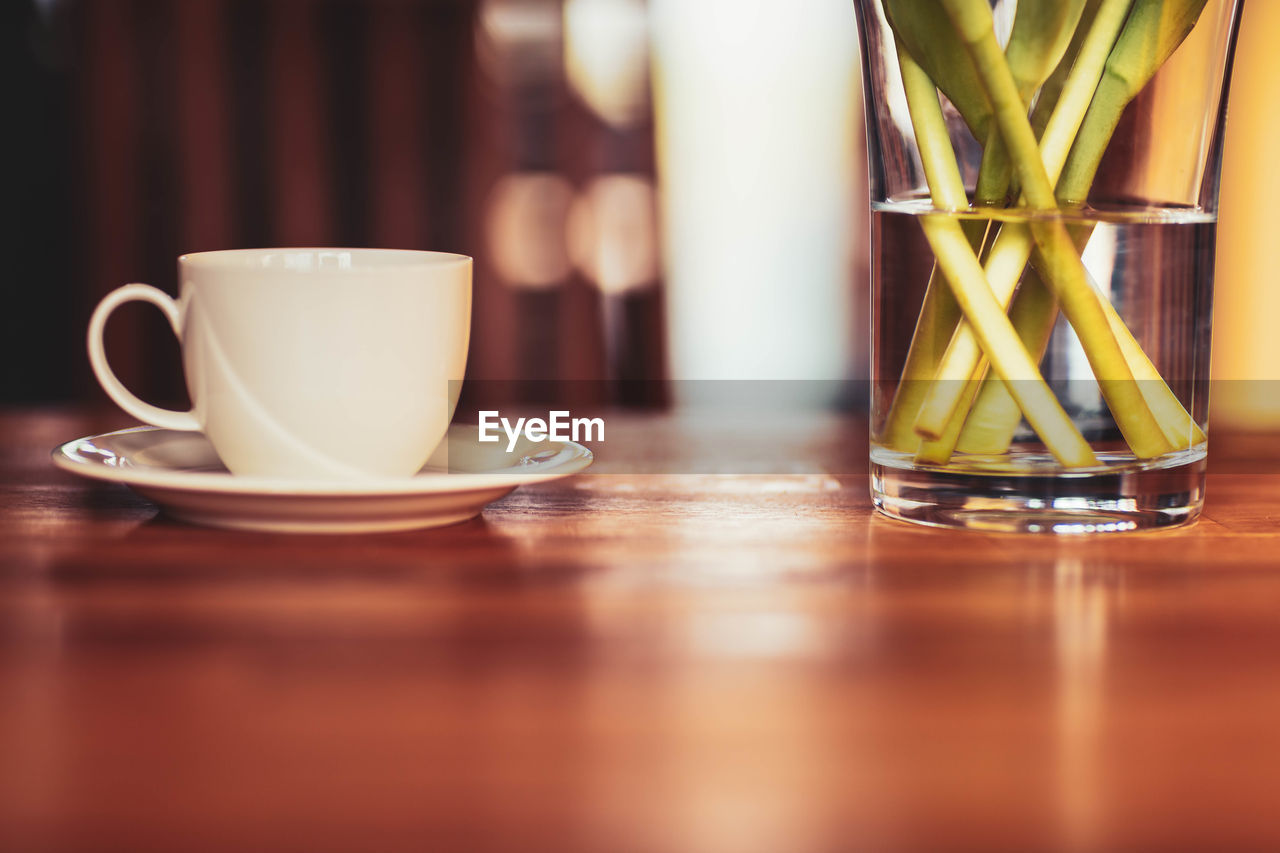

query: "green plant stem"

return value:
[912, 0, 1136, 442]
[958, 237, 1208, 453]
[912, 1, 1087, 465]
[942, 1, 1105, 459]
[896, 43, 1097, 468]
[877, 231, 970, 453]
[914, 359, 987, 464]
[956, 269, 1060, 454]
[1058, 0, 1212, 203]
[1005, 0, 1090, 91]
[877, 73, 1007, 452]
[956, 0, 1214, 454]
[1031, 0, 1105, 142]
[969, 0, 1087, 211]
[940, 222, 1090, 461]
[936, 0, 1173, 461]
[883, 0, 993, 139]
[917, 216, 1097, 467]
[882, 0, 1085, 453]
[955, 243, 1082, 456]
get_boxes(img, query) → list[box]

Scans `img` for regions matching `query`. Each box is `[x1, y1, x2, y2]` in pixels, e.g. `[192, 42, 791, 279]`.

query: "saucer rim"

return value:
[51, 426, 594, 497]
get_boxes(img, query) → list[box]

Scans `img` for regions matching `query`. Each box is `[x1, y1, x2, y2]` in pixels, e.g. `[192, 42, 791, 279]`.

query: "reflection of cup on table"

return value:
[88, 248, 471, 480]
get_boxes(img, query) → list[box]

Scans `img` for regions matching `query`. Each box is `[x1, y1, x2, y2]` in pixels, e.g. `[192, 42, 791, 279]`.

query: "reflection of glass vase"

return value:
[854, 0, 1242, 532]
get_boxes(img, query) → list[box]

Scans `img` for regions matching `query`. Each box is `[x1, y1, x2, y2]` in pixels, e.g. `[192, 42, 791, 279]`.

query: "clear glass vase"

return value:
[853, 0, 1243, 532]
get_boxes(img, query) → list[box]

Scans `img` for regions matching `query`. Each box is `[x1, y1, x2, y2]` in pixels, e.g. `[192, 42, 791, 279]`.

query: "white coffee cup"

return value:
[88, 248, 472, 481]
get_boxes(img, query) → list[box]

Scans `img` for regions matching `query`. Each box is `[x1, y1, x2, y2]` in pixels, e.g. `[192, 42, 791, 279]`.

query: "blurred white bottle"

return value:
[650, 0, 864, 405]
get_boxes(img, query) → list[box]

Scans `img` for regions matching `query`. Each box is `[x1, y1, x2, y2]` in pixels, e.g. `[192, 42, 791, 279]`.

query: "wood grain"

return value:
[3, 409, 1280, 852]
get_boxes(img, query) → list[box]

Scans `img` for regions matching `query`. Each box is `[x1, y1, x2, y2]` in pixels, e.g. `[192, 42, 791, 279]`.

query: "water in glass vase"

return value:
[869, 200, 1215, 533]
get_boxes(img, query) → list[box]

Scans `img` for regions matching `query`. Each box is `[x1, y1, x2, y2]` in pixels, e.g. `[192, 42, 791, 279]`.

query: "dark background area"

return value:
[1, 0, 666, 410]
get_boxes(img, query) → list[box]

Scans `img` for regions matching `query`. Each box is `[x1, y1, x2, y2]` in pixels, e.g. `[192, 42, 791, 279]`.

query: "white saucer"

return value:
[52, 425, 594, 534]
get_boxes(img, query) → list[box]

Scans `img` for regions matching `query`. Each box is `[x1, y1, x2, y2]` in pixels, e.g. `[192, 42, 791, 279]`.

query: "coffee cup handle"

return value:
[87, 283, 200, 432]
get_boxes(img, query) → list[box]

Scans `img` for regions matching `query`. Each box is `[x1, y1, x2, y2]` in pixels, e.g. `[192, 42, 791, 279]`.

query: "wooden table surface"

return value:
[4, 409, 1280, 852]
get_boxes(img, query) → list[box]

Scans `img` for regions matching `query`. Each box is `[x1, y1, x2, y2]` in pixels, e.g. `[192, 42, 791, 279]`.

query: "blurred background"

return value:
[0, 0, 1274, 424]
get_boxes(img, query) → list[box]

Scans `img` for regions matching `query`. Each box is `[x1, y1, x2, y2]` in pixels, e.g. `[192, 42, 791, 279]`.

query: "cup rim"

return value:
[178, 247, 472, 271]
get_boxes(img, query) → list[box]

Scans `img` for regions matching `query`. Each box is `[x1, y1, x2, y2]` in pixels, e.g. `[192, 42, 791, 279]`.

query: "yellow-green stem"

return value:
[939, 0, 1172, 460]
[896, 42, 1096, 467]
[919, 217, 1098, 467]
[912, 0, 1136, 441]
[885, 0, 1091, 455]
[1030, 0, 1105, 141]
[877, 37, 1012, 452]
[955, 269, 1060, 454]
[957, 0, 1214, 454]
[1057, 0, 1212, 203]
[915, 358, 987, 464]
[959, 237, 1208, 453]
[877, 245, 967, 452]
[883, 0, 993, 139]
